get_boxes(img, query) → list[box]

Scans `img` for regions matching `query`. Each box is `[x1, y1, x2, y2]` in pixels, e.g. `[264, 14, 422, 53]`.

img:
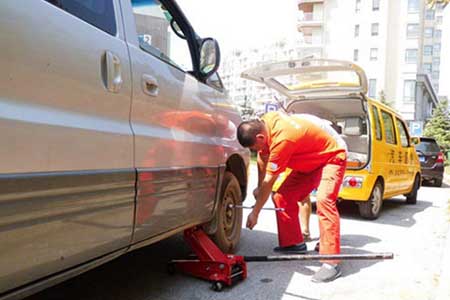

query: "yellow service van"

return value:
[242, 59, 421, 219]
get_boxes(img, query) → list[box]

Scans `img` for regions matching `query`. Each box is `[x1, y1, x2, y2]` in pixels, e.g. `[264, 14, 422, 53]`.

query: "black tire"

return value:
[406, 175, 420, 204]
[358, 181, 383, 220]
[212, 281, 224, 292]
[210, 172, 242, 253]
[432, 178, 443, 187]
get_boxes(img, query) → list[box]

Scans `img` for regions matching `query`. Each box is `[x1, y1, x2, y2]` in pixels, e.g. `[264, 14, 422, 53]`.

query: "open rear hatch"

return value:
[241, 59, 370, 170]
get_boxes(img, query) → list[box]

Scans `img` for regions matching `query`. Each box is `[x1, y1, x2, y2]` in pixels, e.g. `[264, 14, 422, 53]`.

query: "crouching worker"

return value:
[237, 111, 347, 282]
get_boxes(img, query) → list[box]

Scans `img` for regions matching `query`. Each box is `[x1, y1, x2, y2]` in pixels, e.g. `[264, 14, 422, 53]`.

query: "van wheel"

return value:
[358, 181, 383, 220]
[210, 172, 242, 253]
[406, 175, 420, 204]
[432, 178, 442, 187]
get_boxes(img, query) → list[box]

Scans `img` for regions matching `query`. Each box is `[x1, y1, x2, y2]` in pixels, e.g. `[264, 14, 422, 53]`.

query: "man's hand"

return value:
[252, 187, 259, 199]
[246, 210, 259, 230]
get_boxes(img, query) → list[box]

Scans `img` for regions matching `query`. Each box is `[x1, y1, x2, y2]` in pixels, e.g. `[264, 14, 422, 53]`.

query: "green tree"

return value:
[239, 96, 254, 120]
[423, 98, 450, 164]
[378, 90, 394, 108]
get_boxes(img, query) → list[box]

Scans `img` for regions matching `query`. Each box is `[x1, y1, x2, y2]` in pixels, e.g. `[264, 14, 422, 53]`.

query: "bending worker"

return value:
[237, 111, 347, 282]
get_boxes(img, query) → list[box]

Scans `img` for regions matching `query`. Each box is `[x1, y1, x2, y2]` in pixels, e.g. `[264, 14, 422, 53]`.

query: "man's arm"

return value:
[246, 172, 278, 229]
[256, 152, 268, 187]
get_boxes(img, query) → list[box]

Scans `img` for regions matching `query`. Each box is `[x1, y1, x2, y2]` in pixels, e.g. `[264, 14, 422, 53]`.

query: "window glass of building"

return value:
[371, 106, 382, 140]
[432, 71, 440, 80]
[131, 0, 193, 71]
[424, 45, 433, 56]
[405, 49, 418, 63]
[355, 24, 360, 37]
[395, 118, 410, 147]
[372, 0, 380, 11]
[435, 29, 442, 39]
[370, 48, 378, 61]
[423, 63, 432, 74]
[433, 44, 441, 56]
[353, 49, 359, 61]
[371, 23, 379, 36]
[437, 16, 443, 24]
[406, 23, 419, 39]
[403, 80, 416, 103]
[45, 0, 116, 35]
[425, 9, 435, 20]
[355, 0, 361, 12]
[432, 57, 440, 68]
[424, 27, 434, 38]
[381, 111, 397, 145]
[368, 79, 377, 98]
[408, 0, 420, 13]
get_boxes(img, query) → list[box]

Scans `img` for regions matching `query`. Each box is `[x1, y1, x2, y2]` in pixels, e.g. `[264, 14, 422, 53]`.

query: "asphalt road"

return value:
[26, 170, 450, 300]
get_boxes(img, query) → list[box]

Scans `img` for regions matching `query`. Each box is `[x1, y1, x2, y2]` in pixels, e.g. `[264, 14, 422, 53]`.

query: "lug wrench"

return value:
[228, 204, 285, 212]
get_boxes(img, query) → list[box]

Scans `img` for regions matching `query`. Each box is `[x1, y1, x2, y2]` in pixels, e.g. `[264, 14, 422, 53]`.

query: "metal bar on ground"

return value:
[244, 252, 394, 262]
[228, 204, 285, 212]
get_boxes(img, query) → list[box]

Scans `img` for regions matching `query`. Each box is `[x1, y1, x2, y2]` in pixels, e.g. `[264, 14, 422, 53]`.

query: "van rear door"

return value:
[241, 59, 368, 99]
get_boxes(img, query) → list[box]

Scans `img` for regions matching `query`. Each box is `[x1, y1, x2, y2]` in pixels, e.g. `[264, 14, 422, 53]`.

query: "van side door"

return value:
[0, 0, 134, 293]
[379, 110, 400, 195]
[395, 117, 415, 191]
[120, 0, 224, 244]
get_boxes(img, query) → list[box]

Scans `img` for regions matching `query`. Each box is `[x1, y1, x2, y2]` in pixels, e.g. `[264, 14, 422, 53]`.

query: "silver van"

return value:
[0, 1, 249, 298]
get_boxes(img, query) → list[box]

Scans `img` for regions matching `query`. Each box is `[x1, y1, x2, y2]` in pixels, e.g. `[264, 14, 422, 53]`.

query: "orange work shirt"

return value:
[260, 112, 346, 175]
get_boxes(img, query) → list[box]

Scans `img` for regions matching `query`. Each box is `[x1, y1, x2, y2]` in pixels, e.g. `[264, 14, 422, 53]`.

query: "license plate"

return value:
[419, 156, 425, 162]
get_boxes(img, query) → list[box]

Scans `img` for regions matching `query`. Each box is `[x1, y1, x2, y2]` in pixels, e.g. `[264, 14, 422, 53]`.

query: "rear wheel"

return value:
[358, 181, 383, 220]
[432, 178, 442, 187]
[406, 175, 420, 204]
[210, 172, 242, 253]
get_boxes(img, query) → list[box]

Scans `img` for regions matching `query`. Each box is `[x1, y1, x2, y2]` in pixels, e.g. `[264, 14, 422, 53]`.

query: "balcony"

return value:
[297, 0, 324, 4]
[297, 12, 323, 29]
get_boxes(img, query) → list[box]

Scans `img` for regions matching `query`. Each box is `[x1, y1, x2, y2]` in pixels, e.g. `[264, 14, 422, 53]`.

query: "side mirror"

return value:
[411, 136, 420, 145]
[199, 38, 220, 78]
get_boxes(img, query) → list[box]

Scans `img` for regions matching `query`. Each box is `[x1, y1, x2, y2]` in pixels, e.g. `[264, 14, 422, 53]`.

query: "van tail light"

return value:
[343, 176, 363, 188]
[436, 152, 444, 163]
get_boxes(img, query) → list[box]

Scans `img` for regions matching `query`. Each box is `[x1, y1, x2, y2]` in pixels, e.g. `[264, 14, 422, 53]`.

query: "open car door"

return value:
[241, 58, 368, 99]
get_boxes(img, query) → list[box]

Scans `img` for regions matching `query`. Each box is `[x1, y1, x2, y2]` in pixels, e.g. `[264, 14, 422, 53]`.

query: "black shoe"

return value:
[314, 242, 320, 252]
[273, 243, 307, 254]
[312, 264, 342, 282]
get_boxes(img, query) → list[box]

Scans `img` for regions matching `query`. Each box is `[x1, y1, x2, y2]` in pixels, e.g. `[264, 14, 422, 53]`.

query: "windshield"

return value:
[415, 139, 440, 153]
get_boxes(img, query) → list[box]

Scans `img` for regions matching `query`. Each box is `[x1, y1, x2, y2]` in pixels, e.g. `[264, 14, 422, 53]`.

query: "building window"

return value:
[433, 57, 440, 69]
[353, 49, 359, 61]
[437, 16, 443, 24]
[406, 23, 419, 39]
[435, 29, 442, 39]
[425, 9, 435, 20]
[356, 0, 361, 13]
[355, 24, 360, 37]
[373, 0, 380, 11]
[423, 63, 432, 74]
[408, 0, 420, 13]
[424, 45, 433, 56]
[405, 49, 418, 63]
[369, 79, 377, 98]
[403, 80, 416, 103]
[432, 71, 440, 80]
[371, 23, 379, 36]
[424, 27, 434, 38]
[370, 48, 378, 61]
[433, 44, 441, 56]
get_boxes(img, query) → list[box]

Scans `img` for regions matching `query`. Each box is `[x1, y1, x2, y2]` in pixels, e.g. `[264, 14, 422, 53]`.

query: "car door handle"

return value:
[142, 74, 159, 97]
[103, 51, 123, 93]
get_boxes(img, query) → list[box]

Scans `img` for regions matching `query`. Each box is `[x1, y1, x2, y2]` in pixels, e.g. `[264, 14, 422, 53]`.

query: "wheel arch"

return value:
[225, 154, 248, 201]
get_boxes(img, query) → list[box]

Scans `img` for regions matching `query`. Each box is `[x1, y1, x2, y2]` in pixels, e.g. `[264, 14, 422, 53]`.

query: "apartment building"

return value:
[297, 0, 443, 123]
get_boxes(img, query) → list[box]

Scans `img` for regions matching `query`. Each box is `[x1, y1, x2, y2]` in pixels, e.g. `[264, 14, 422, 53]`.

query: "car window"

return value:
[206, 72, 224, 91]
[415, 139, 440, 152]
[45, 0, 116, 35]
[131, 0, 193, 72]
[371, 105, 382, 140]
[395, 118, 410, 147]
[381, 110, 397, 145]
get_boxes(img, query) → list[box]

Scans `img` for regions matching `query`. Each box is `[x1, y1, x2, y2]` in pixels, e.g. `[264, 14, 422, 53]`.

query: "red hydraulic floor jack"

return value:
[169, 227, 393, 291]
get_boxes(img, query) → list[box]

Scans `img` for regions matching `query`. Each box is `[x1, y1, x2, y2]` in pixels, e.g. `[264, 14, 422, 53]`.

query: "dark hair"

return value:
[237, 119, 265, 147]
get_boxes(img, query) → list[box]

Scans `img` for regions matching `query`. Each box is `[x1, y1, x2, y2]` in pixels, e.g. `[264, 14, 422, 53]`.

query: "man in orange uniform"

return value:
[237, 111, 347, 282]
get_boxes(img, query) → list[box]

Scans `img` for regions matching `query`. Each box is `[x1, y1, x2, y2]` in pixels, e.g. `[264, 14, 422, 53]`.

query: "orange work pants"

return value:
[272, 157, 346, 259]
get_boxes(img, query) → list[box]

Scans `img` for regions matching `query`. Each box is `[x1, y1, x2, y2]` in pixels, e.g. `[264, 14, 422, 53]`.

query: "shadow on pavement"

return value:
[26, 229, 388, 300]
